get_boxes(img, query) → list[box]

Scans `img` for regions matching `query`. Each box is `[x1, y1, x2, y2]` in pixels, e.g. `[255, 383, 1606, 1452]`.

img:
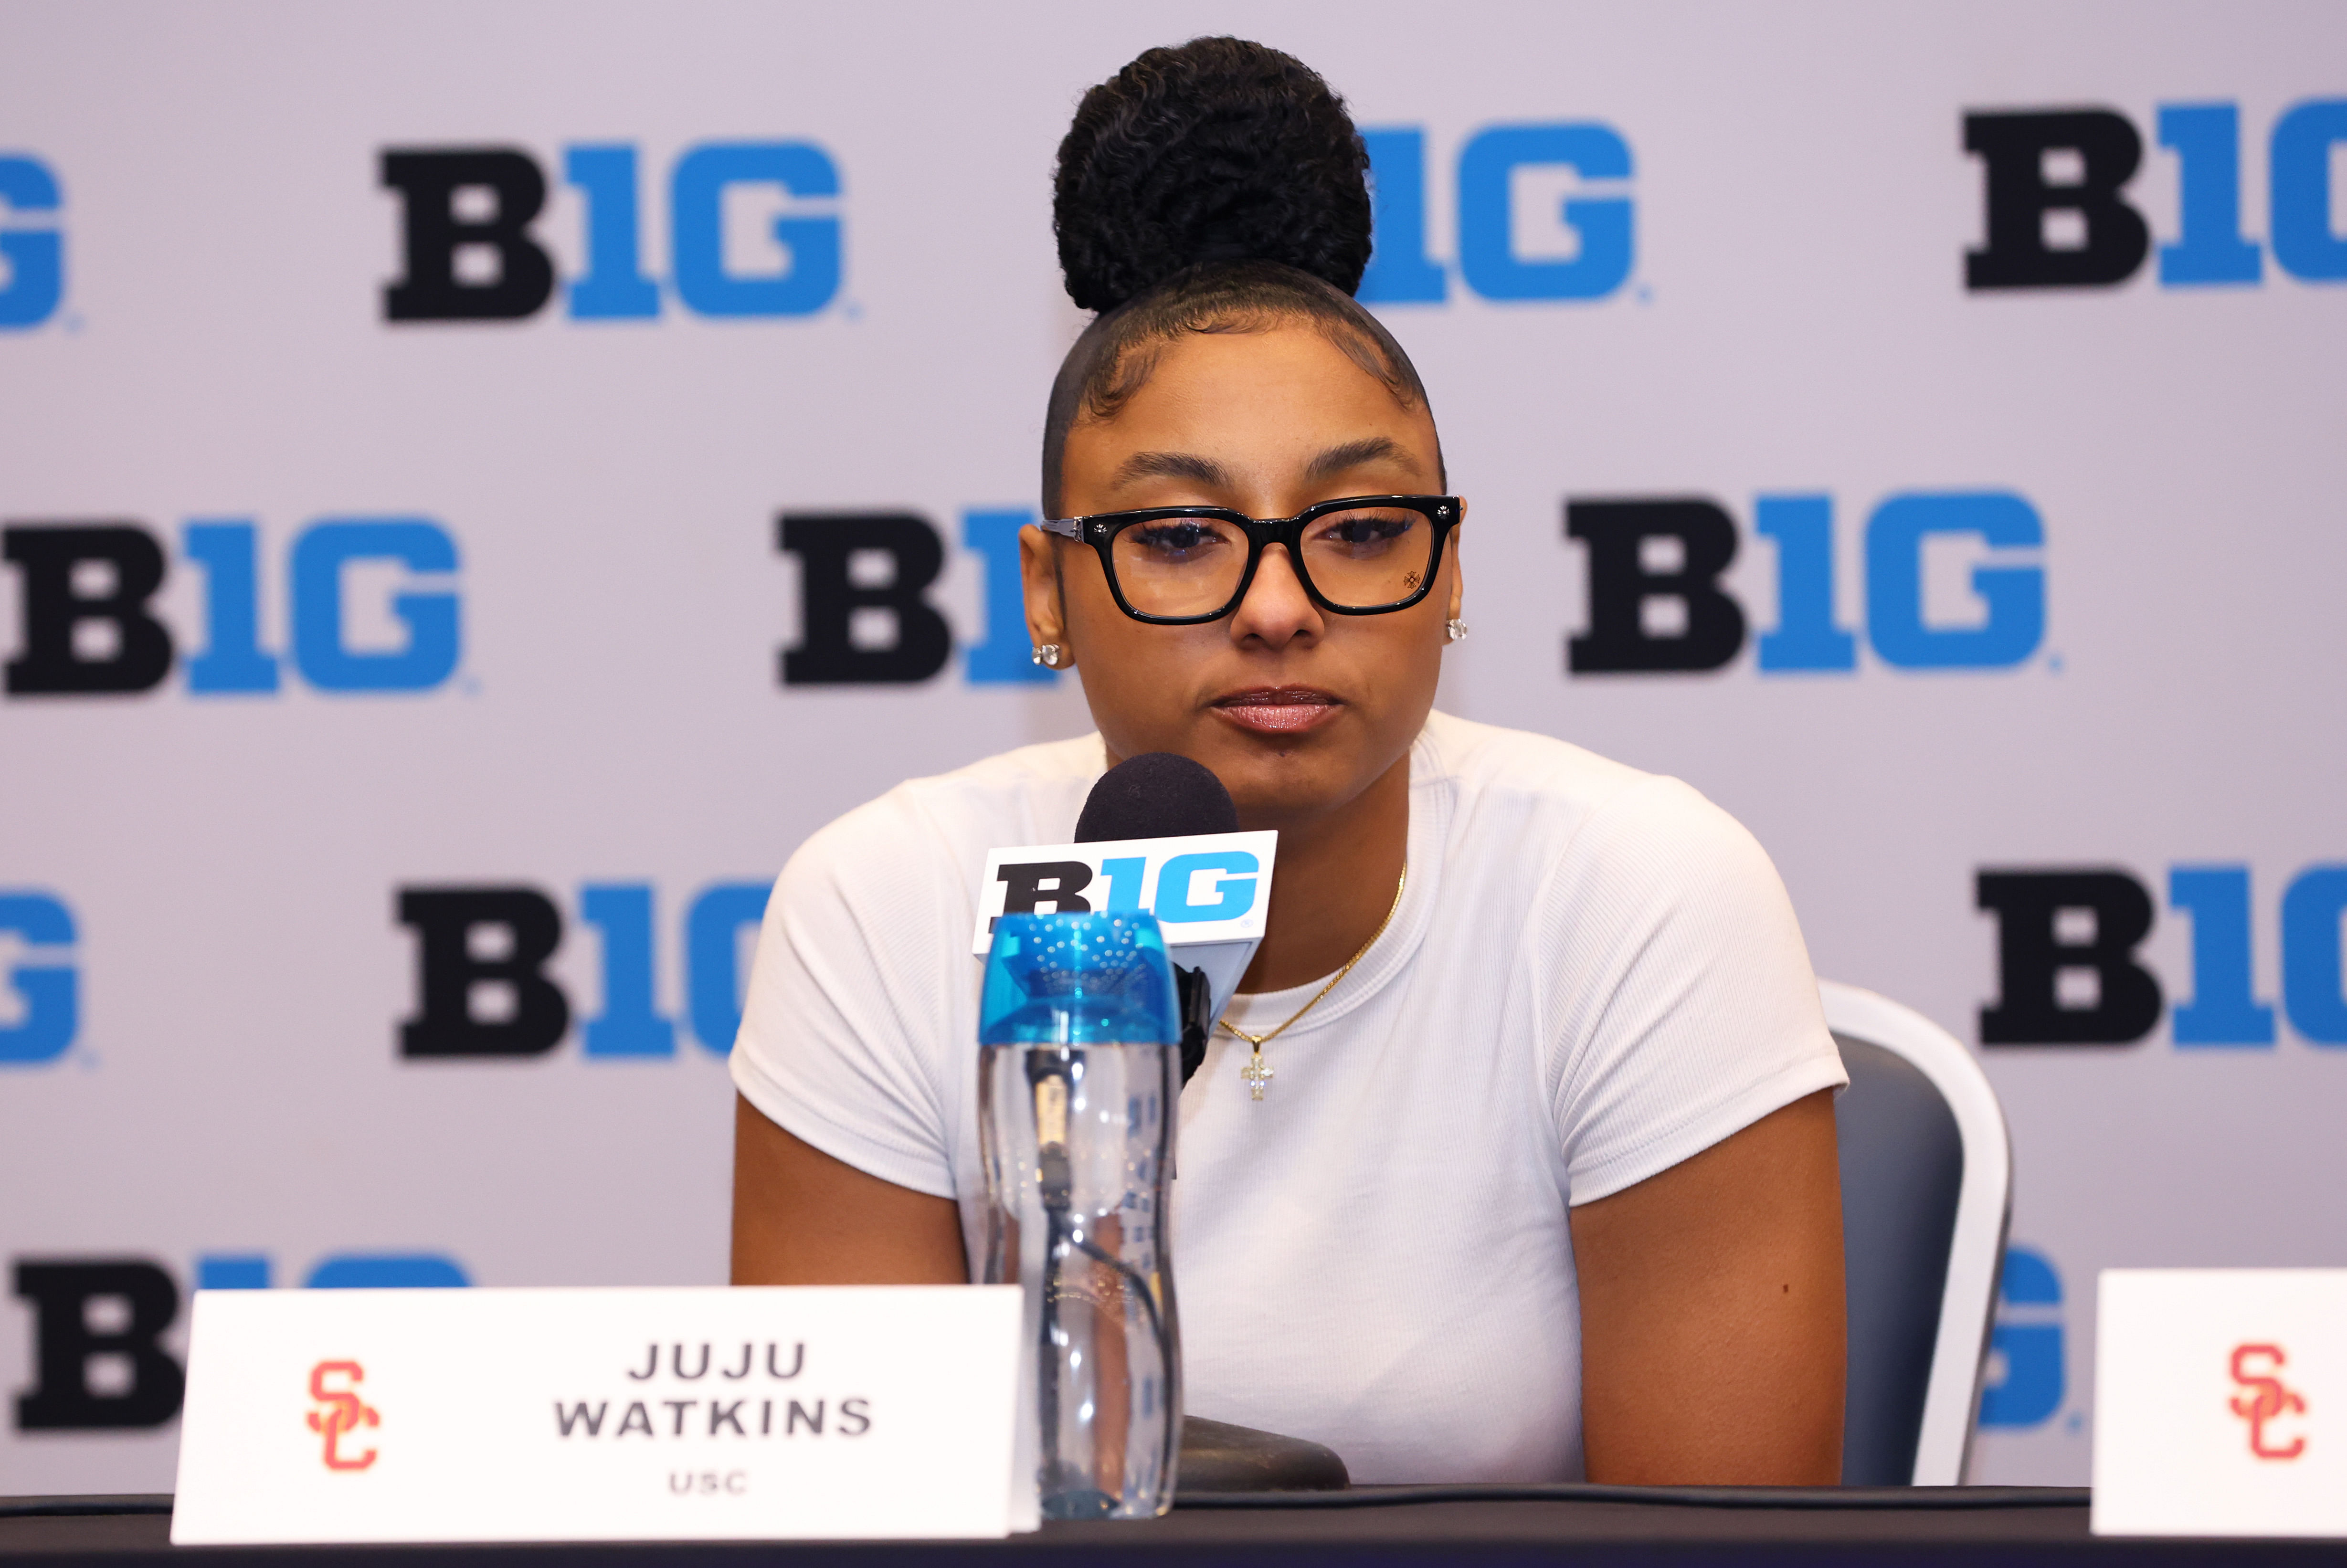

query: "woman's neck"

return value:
[1235, 751, 1411, 993]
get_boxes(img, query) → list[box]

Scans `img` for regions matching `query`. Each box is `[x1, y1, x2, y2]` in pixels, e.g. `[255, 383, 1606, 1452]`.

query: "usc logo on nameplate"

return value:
[2093, 1270, 2346, 1538]
[2229, 1344, 2309, 1463]
[306, 1360, 380, 1472]
[172, 1285, 1026, 1544]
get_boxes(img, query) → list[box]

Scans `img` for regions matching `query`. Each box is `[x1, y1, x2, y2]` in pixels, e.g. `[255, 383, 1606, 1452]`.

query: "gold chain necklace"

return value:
[1220, 864, 1407, 1102]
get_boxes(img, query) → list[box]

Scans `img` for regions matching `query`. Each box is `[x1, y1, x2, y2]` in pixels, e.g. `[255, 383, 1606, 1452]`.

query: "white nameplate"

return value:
[974, 831, 1277, 1015]
[171, 1285, 1026, 1545]
[2093, 1269, 2346, 1538]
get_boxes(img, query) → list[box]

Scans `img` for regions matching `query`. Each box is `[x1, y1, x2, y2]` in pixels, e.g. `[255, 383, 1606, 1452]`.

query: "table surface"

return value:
[1, 1488, 2336, 1565]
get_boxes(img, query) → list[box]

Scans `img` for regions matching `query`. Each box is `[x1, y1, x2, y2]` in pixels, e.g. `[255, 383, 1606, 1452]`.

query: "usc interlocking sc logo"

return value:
[307, 1360, 381, 1472]
[2229, 1343, 2307, 1462]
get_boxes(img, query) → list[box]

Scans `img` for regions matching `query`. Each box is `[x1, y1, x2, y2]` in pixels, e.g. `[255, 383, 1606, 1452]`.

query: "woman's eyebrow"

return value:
[1112, 451, 1234, 491]
[1305, 436, 1420, 481]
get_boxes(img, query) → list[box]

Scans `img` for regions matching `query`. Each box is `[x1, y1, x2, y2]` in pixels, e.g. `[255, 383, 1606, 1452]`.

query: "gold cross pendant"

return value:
[1241, 1048, 1274, 1101]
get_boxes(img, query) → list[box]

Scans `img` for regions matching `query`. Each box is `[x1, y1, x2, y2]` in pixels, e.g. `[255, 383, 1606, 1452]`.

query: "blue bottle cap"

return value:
[979, 912, 1180, 1046]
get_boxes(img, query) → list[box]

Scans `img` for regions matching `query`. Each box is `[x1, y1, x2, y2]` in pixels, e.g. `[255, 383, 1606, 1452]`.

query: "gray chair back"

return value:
[1821, 982, 2012, 1485]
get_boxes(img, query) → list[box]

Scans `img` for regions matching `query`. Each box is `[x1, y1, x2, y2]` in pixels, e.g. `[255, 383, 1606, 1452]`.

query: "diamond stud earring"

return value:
[1031, 643, 1064, 667]
[1445, 618, 1470, 644]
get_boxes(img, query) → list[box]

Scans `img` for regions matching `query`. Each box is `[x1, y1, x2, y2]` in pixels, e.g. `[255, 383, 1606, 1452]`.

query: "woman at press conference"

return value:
[729, 37, 1849, 1486]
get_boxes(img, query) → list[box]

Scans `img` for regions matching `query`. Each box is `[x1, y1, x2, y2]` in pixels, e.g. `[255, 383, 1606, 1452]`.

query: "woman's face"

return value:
[1022, 323, 1460, 831]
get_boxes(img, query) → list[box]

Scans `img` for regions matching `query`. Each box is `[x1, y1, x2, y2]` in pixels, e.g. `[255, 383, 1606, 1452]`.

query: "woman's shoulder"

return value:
[1419, 709, 1696, 820]
[783, 734, 1109, 898]
[1417, 711, 1767, 884]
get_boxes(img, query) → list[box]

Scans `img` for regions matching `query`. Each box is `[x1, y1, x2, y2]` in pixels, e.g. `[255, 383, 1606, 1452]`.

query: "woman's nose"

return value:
[1228, 544, 1323, 648]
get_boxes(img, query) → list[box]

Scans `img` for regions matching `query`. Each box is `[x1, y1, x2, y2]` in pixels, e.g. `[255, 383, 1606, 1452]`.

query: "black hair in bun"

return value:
[1038, 38, 1439, 516]
[1053, 37, 1373, 312]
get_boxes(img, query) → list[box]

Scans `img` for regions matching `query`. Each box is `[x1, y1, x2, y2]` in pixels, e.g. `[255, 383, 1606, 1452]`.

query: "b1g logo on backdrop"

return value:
[0, 155, 64, 330]
[1, 518, 462, 698]
[394, 881, 770, 1060]
[775, 507, 1057, 688]
[1566, 491, 2046, 676]
[1358, 124, 1636, 305]
[1964, 99, 2347, 290]
[380, 142, 841, 323]
[9, 1253, 465, 1434]
[1976, 863, 2347, 1047]
[0, 890, 76, 1066]
[1979, 1246, 2067, 1431]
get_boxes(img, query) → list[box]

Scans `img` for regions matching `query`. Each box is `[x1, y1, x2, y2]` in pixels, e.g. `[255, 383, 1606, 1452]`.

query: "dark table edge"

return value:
[1, 1501, 174, 1521]
[5, 1490, 2340, 1556]
[1180, 1484, 2092, 1511]
[6, 1486, 2092, 1522]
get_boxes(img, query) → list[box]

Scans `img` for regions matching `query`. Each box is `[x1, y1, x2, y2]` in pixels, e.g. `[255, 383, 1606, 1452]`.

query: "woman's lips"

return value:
[1211, 687, 1343, 735]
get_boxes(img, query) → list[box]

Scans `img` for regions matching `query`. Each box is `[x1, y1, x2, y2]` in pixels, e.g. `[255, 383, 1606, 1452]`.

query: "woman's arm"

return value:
[729, 1094, 969, 1285]
[1568, 1089, 1846, 1484]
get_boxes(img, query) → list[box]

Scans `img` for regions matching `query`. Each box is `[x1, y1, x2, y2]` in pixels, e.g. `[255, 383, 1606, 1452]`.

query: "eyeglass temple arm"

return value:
[1037, 517, 1083, 540]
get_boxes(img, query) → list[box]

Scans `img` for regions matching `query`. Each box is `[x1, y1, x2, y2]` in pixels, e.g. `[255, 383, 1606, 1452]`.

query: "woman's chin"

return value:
[1214, 750, 1379, 829]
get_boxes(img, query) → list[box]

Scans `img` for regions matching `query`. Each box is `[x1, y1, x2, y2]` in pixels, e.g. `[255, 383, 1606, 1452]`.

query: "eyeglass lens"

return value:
[1109, 504, 1436, 618]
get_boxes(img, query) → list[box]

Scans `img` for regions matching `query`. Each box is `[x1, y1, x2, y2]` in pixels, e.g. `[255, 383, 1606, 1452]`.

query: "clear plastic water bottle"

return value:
[977, 912, 1182, 1520]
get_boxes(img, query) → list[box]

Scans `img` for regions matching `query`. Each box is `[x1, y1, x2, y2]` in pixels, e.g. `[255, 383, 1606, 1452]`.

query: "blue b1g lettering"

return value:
[1978, 1248, 2065, 1429]
[1358, 123, 1635, 305]
[0, 154, 64, 329]
[381, 141, 843, 323]
[0, 891, 77, 1065]
[2, 518, 462, 698]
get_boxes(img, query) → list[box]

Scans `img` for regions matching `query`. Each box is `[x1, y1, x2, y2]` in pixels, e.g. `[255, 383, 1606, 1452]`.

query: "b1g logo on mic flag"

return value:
[975, 832, 1278, 1017]
[973, 832, 1278, 949]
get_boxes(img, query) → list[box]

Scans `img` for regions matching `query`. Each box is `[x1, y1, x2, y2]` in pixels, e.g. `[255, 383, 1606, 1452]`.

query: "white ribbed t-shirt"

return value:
[730, 711, 1844, 1483]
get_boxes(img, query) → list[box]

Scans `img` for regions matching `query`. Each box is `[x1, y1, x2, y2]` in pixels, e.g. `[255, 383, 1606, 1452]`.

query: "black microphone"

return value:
[1073, 751, 1239, 841]
[1073, 753, 1238, 1086]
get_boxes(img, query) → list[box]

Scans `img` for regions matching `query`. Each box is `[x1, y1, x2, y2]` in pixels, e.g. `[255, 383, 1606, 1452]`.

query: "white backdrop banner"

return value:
[3, 0, 2343, 1491]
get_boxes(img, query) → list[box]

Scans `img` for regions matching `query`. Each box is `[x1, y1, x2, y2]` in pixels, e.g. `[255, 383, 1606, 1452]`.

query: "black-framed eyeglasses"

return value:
[1039, 495, 1462, 625]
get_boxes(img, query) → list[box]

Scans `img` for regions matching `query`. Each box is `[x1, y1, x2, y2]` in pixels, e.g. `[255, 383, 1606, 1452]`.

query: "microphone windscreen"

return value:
[1074, 753, 1239, 842]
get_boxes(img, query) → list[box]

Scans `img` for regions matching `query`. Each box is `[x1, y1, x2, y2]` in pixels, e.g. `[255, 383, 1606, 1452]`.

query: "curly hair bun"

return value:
[1053, 37, 1374, 314]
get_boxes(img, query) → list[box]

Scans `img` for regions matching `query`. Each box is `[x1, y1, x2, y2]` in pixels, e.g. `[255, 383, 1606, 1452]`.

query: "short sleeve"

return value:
[728, 796, 966, 1200]
[1543, 777, 1846, 1205]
